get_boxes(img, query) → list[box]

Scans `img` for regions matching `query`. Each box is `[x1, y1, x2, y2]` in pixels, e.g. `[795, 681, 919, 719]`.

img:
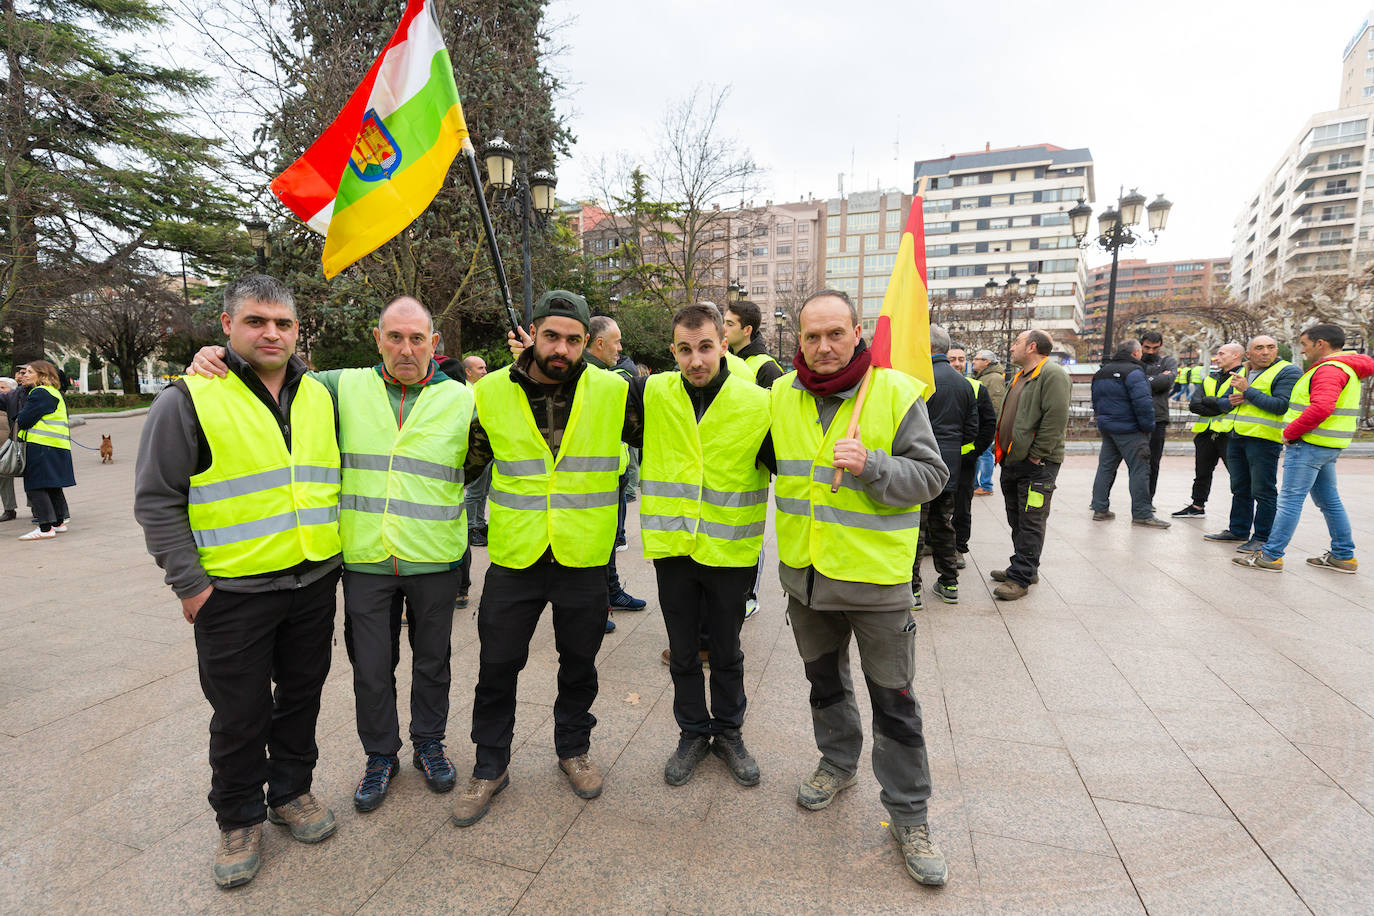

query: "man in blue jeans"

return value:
[1233, 324, 1371, 574]
[1203, 335, 1301, 553]
[971, 350, 1006, 495]
[1089, 340, 1170, 528]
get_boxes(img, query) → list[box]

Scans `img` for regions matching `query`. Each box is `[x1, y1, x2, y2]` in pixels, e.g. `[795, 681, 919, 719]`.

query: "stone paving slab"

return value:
[2, 412, 1372, 914]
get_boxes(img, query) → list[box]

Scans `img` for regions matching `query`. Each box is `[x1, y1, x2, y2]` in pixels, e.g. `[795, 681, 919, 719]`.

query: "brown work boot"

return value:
[559, 753, 604, 799]
[267, 792, 336, 843]
[451, 772, 510, 827]
[990, 568, 1038, 585]
[993, 581, 1029, 601]
[213, 824, 262, 888]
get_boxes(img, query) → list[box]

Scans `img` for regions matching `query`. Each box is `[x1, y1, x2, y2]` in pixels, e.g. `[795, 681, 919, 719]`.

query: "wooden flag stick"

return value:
[830, 365, 875, 493]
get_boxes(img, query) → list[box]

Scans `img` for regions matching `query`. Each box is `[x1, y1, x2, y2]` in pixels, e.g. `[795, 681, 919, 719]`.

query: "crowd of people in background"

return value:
[1, 360, 77, 537]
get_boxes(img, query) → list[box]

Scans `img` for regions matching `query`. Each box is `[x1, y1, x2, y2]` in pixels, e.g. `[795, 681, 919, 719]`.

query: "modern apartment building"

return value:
[813, 190, 914, 332]
[911, 144, 1094, 343]
[1233, 13, 1374, 302]
[1085, 257, 1231, 335]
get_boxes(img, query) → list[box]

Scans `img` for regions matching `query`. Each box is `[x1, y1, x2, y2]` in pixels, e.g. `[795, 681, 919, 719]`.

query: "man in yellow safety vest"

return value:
[135, 275, 342, 888]
[771, 289, 951, 886]
[1174, 343, 1243, 518]
[1233, 323, 1371, 573]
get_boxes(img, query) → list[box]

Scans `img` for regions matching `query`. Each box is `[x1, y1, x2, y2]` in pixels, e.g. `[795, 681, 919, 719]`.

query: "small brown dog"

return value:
[99, 435, 113, 463]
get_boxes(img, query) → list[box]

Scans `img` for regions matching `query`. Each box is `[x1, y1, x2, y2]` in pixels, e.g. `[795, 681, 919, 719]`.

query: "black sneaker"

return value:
[1204, 530, 1248, 542]
[1171, 505, 1205, 518]
[468, 528, 488, 547]
[353, 754, 400, 812]
[934, 582, 958, 604]
[664, 735, 711, 786]
[911, 587, 923, 611]
[609, 590, 647, 611]
[711, 732, 760, 786]
[413, 739, 457, 793]
[1236, 537, 1265, 553]
[454, 592, 469, 610]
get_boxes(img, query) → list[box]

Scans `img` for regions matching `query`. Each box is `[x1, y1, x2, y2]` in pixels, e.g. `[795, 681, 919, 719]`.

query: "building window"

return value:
[924, 199, 953, 214]
[884, 232, 902, 248]
[751, 283, 768, 295]
[826, 237, 839, 253]
[776, 222, 791, 236]
[753, 226, 768, 237]
[886, 210, 900, 228]
[863, 276, 889, 294]
[752, 246, 768, 257]
[933, 177, 953, 189]
[846, 235, 864, 250]
[846, 212, 879, 233]
[827, 215, 840, 232]
[797, 241, 809, 254]
[825, 256, 859, 276]
[753, 264, 768, 276]
[712, 268, 724, 279]
[927, 222, 952, 235]
[1040, 212, 1070, 226]
[777, 243, 792, 255]
[798, 223, 809, 234]
[1363, 86, 1374, 98]
[865, 253, 897, 272]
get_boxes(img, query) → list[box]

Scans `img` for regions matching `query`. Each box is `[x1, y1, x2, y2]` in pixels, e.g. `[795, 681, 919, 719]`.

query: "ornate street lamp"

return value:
[978, 275, 1039, 367]
[728, 280, 744, 304]
[244, 215, 269, 270]
[481, 132, 558, 325]
[774, 305, 787, 359]
[1071, 187, 1173, 359]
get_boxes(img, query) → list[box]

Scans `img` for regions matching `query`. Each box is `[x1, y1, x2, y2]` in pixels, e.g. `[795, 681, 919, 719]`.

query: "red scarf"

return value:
[793, 339, 872, 397]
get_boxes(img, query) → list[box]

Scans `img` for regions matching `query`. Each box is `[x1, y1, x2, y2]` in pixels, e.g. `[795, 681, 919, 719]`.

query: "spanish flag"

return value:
[869, 199, 934, 396]
[271, 0, 468, 278]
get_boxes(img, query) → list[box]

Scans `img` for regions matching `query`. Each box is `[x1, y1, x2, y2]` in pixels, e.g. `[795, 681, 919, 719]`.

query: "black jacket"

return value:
[1141, 352, 1178, 423]
[972, 381, 996, 457]
[926, 354, 978, 494]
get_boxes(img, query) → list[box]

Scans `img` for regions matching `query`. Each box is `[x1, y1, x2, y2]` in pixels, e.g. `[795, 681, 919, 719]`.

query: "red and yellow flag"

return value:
[869, 198, 934, 397]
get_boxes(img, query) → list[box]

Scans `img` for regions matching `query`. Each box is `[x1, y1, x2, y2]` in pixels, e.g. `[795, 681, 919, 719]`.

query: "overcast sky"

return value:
[539, 0, 1368, 267]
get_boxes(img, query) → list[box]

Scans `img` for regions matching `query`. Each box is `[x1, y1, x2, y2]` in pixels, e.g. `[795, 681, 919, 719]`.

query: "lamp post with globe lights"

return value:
[480, 133, 558, 326]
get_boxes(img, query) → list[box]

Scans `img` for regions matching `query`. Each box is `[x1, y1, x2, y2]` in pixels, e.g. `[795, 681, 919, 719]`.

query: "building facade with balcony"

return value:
[1086, 257, 1231, 335]
[911, 144, 1094, 345]
[810, 191, 913, 333]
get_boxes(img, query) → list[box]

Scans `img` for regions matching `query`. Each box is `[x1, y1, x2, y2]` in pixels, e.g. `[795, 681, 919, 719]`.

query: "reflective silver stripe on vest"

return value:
[296, 465, 343, 485]
[1303, 428, 1356, 441]
[44, 419, 69, 428]
[190, 467, 292, 504]
[776, 460, 813, 476]
[700, 518, 766, 539]
[496, 458, 547, 477]
[558, 456, 620, 472]
[641, 480, 699, 500]
[641, 513, 693, 533]
[340, 494, 463, 521]
[192, 505, 340, 548]
[1331, 407, 1362, 417]
[28, 429, 70, 441]
[489, 491, 546, 510]
[1237, 414, 1287, 428]
[813, 503, 920, 531]
[775, 496, 811, 516]
[550, 491, 619, 509]
[810, 466, 864, 492]
[702, 486, 770, 507]
[341, 453, 460, 483]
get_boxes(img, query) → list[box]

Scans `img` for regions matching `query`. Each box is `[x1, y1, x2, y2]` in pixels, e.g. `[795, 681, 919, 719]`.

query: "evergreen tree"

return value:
[0, 0, 243, 365]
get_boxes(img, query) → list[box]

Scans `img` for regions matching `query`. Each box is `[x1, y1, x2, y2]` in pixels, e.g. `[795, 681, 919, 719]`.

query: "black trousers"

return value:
[913, 489, 959, 589]
[1148, 420, 1168, 498]
[952, 454, 977, 553]
[1190, 431, 1230, 508]
[27, 486, 67, 528]
[193, 567, 340, 830]
[654, 556, 752, 738]
[458, 546, 473, 595]
[343, 568, 460, 757]
[470, 555, 609, 778]
[1000, 459, 1060, 587]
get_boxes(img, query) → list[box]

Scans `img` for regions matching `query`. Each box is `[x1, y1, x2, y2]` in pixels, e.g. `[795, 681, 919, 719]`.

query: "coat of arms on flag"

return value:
[349, 111, 403, 182]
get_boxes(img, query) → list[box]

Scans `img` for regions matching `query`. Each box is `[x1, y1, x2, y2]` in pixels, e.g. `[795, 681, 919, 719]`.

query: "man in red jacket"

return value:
[1234, 323, 1372, 574]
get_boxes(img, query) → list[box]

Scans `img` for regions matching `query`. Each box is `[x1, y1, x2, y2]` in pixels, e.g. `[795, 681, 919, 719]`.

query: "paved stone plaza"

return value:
[2, 411, 1372, 914]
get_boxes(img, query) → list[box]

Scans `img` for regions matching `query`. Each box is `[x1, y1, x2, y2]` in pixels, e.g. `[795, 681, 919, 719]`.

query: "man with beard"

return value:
[453, 291, 635, 826]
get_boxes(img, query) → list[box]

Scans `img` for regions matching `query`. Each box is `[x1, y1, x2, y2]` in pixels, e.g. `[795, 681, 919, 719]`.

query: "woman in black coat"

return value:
[14, 360, 75, 541]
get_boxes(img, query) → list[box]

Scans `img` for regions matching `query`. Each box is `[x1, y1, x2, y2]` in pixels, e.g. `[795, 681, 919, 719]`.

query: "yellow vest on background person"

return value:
[183, 373, 341, 578]
[1284, 357, 1362, 449]
[19, 384, 70, 450]
[724, 350, 753, 381]
[961, 376, 982, 454]
[744, 352, 782, 381]
[1229, 360, 1293, 442]
[640, 372, 770, 567]
[338, 370, 473, 564]
[1191, 374, 1236, 434]
[475, 365, 627, 569]
[770, 368, 926, 586]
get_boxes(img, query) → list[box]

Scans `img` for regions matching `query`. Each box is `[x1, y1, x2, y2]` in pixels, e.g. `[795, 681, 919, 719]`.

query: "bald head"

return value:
[1215, 342, 1244, 372]
[373, 296, 438, 383]
[462, 354, 487, 384]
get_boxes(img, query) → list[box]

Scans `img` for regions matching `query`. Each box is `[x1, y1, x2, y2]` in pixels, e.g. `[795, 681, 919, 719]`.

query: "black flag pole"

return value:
[461, 137, 522, 336]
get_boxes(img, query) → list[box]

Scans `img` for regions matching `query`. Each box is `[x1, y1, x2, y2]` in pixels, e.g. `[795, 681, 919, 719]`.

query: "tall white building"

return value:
[1233, 14, 1374, 302]
[912, 144, 1094, 340]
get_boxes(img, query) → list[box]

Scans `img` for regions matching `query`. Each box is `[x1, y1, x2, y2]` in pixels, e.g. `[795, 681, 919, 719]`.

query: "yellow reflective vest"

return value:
[640, 371, 770, 566]
[475, 364, 627, 569]
[771, 368, 926, 585]
[961, 377, 982, 454]
[1230, 360, 1293, 443]
[338, 370, 474, 564]
[19, 385, 70, 450]
[724, 350, 752, 381]
[1191, 373, 1236, 434]
[1284, 357, 1362, 449]
[183, 373, 341, 578]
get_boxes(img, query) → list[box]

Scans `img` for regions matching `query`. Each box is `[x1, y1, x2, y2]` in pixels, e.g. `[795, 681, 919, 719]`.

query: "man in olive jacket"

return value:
[992, 330, 1071, 600]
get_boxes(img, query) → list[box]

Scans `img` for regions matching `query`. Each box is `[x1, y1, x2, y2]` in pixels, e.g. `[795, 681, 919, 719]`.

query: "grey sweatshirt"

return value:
[777, 372, 949, 613]
[133, 350, 341, 598]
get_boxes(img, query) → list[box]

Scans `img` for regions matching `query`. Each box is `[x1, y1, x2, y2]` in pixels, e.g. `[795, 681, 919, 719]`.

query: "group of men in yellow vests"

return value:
[134, 273, 983, 890]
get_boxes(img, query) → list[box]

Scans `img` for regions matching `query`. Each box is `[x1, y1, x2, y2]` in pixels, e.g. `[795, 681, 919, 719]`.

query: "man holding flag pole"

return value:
[770, 200, 951, 886]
